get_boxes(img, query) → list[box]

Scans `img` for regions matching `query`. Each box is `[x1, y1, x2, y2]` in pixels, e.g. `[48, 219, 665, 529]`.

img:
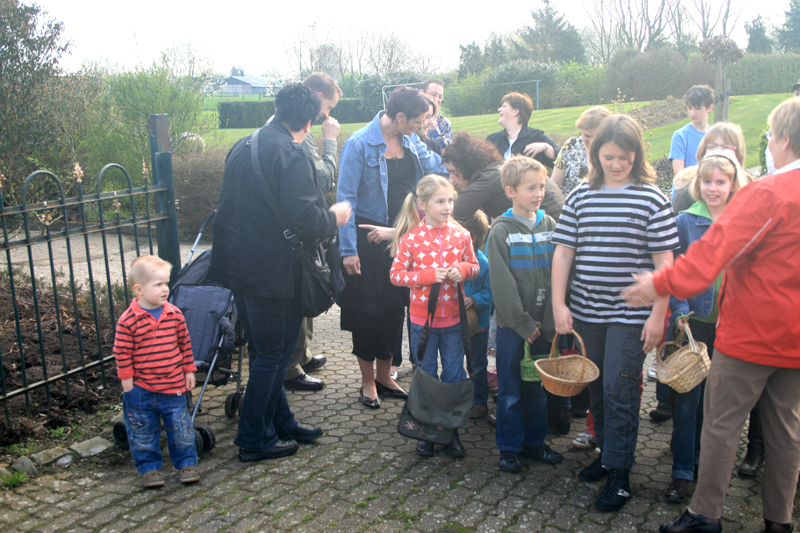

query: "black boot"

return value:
[738, 442, 764, 477]
[445, 430, 466, 458]
[595, 468, 631, 512]
[416, 440, 435, 456]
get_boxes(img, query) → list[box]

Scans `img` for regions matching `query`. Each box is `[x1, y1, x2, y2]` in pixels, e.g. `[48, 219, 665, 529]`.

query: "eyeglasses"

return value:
[766, 131, 773, 141]
[706, 144, 736, 151]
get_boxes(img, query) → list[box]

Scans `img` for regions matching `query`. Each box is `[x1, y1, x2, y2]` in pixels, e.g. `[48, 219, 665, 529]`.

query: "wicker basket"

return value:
[535, 330, 599, 397]
[520, 340, 549, 382]
[656, 322, 710, 394]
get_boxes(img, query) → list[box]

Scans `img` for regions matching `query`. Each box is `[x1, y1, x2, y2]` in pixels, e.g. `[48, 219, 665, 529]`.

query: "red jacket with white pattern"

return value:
[390, 220, 480, 323]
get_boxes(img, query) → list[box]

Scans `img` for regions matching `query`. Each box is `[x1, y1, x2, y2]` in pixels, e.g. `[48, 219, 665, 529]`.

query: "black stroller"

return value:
[113, 211, 245, 455]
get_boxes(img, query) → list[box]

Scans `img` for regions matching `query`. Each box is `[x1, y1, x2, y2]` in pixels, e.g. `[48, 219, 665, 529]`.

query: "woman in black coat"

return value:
[486, 92, 558, 168]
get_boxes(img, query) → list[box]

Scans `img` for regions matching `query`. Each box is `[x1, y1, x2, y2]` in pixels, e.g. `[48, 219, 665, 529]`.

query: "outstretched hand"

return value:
[358, 224, 395, 243]
[621, 271, 658, 308]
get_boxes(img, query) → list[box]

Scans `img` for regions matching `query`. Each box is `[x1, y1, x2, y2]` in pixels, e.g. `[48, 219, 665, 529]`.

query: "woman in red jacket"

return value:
[623, 96, 800, 533]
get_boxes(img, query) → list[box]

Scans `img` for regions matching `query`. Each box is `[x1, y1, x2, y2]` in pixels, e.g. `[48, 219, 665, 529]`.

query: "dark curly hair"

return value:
[441, 132, 503, 182]
[274, 83, 322, 132]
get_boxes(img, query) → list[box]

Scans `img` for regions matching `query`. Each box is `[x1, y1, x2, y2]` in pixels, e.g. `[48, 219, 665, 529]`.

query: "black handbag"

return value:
[397, 282, 474, 444]
[249, 127, 342, 317]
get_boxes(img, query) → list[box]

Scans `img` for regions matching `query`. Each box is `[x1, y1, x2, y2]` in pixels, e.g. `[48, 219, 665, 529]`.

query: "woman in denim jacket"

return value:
[663, 152, 749, 504]
[336, 87, 446, 409]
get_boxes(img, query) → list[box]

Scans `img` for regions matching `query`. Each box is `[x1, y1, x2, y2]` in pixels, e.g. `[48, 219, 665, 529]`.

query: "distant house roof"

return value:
[224, 76, 268, 87]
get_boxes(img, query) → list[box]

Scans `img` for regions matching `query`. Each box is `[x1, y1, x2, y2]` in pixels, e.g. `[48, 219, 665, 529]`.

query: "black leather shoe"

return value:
[571, 407, 589, 418]
[284, 424, 323, 444]
[303, 354, 327, 372]
[359, 388, 380, 409]
[659, 510, 722, 533]
[650, 402, 673, 422]
[665, 478, 691, 503]
[498, 451, 522, 472]
[487, 413, 496, 427]
[445, 431, 466, 458]
[375, 380, 408, 400]
[416, 440, 435, 456]
[579, 456, 609, 482]
[521, 444, 563, 464]
[238, 440, 299, 462]
[738, 445, 764, 477]
[595, 468, 631, 512]
[765, 519, 794, 533]
[548, 408, 572, 436]
[285, 373, 325, 391]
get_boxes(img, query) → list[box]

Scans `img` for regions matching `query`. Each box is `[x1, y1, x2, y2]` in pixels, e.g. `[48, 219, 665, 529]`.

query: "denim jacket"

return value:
[337, 111, 447, 257]
[669, 202, 717, 322]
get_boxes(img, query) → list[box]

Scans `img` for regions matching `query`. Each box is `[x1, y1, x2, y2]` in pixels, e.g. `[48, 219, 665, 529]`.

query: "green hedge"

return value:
[329, 98, 373, 124]
[728, 54, 800, 95]
[218, 100, 275, 129]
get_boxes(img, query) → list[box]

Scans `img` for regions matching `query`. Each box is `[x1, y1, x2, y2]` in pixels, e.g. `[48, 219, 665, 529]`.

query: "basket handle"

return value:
[549, 329, 589, 382]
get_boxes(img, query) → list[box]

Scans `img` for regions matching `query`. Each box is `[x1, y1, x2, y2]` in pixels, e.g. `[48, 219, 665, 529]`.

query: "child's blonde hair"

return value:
[691, 153, 748, 203]
[500, 155, 546, 190]
[673, 166, 697, 190]
[462, 209, 489, 251]
[391, 174, 455, 255]
[128, 255, 172, 289]
[696, 122, 747, 166]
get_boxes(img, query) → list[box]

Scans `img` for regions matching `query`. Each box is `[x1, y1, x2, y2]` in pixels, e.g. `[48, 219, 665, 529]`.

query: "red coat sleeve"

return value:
[653, 182, 776, 299]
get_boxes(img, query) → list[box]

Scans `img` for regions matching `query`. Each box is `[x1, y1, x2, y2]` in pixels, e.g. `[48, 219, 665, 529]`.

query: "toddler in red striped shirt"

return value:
[114, 255, 199, 488]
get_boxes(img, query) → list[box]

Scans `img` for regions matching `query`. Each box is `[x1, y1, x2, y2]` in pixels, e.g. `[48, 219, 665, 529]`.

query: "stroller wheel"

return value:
[224, 392, 241, 418]
[194, 429, 205, 457]
[196, 424, 216, 453]
[113, 421, 129, 450]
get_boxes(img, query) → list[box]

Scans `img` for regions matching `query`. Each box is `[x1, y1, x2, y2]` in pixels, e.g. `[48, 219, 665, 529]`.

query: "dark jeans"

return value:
[671, 320, 717, 480]
[471, 330, 490, 405]
[410, 323, 467, 383]
[392, 307, 412, 368]
[575, 319, 647, 471]
[123, 385, 197, 474]
[495, 327, 548, 452]
[234, 294, 301, 451]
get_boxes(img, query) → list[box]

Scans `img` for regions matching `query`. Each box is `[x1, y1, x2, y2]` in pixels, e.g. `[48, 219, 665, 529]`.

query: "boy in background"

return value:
[114, 255, 199, 488]
[488, 156, 563, 473]
[463, 210, 493, 422]
[669, 85, 715, 176]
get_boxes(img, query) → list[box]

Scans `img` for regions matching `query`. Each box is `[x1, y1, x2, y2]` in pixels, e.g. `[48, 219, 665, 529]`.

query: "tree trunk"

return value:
[714, 57, 724, 124]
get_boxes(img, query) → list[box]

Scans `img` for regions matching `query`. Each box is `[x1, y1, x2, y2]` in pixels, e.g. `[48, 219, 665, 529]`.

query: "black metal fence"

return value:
[0, 115, 181, 423]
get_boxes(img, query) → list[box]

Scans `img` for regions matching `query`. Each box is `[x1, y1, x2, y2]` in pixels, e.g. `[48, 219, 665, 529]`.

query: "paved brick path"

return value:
[0, 306, 795, 532]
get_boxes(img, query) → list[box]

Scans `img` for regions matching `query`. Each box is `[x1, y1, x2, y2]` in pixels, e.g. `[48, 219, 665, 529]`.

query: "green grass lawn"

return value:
[211, 94, 792, 168]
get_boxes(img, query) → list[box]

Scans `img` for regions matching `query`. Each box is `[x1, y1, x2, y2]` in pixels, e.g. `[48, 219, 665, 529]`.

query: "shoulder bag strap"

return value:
[415, 283, 441, 366]
[249, 127, 304, 250]
[456, 283, 474, 380]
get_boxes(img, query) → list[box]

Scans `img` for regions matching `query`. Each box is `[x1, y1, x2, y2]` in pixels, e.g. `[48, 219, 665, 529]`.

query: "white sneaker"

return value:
[572, 432, 597, 450]
[647, 363, 660, 381]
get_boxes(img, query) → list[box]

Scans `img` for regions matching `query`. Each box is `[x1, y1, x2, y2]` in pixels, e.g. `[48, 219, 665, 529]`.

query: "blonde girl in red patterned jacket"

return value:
[390, 174, 480, 457]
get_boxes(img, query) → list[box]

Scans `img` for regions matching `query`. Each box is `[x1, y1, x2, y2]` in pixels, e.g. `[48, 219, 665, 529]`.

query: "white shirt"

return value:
[774, 157, 800, 175]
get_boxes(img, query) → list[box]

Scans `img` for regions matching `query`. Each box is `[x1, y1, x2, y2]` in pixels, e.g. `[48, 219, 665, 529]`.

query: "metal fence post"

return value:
[148, 114, 181, 283]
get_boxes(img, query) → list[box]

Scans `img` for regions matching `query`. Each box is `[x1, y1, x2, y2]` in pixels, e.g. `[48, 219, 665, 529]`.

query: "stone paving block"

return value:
[69, 436, 114, 458]
[30, 447, 70, 466]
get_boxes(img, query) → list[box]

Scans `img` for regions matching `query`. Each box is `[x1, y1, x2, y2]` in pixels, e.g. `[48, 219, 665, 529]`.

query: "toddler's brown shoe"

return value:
[179, 465, 200, 484]
[142, 470, 165, 488]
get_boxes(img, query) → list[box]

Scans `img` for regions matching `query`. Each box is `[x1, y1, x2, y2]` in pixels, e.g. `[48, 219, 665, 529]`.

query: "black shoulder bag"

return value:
[397, 282, 475, 445]
[249, 127, 342, 317]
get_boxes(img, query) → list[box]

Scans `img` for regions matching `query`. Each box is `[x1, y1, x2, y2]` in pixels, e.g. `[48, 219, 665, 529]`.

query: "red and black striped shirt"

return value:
[114, 299, 196, 394]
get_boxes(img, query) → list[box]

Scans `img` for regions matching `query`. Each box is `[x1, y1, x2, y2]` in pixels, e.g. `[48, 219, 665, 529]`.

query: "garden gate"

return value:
[0, 115, 181, 424]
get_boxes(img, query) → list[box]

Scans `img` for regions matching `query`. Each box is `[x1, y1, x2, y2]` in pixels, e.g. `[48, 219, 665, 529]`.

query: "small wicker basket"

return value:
[520, 340, 549, 382]
[535, 330, 599, 397]
[656, 322, 709, 394]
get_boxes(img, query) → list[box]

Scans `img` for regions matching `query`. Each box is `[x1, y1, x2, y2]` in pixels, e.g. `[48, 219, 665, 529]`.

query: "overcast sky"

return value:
[35, 0, 775, 77]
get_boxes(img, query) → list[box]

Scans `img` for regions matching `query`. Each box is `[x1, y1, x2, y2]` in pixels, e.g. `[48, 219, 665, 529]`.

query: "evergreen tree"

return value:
[517, 0, 586, 64]
[777, 0, 800, 52]
[745, 16, 773, 54]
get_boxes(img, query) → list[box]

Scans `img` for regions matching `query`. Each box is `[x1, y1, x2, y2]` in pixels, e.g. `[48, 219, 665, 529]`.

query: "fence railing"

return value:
[0, 115, 180, 423]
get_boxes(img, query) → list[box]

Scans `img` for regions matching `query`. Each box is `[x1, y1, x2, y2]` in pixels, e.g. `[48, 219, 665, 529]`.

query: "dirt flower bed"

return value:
[0, 271, 124, 448]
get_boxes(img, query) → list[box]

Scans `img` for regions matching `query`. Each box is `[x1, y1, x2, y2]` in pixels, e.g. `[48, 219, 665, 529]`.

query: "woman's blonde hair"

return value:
[576, 106, 611, 131]
[690, 153, 748, 203]
[391, 174, 455, 255]
[695, 122, 747, 166]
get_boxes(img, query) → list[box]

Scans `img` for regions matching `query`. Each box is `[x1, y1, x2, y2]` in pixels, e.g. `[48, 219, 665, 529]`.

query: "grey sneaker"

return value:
[142, 469, 165, 488]
[179, 465, 200, 484]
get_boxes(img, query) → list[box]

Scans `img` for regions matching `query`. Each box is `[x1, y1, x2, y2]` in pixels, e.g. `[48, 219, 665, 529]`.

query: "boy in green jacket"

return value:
[488, 155, 562, 473]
